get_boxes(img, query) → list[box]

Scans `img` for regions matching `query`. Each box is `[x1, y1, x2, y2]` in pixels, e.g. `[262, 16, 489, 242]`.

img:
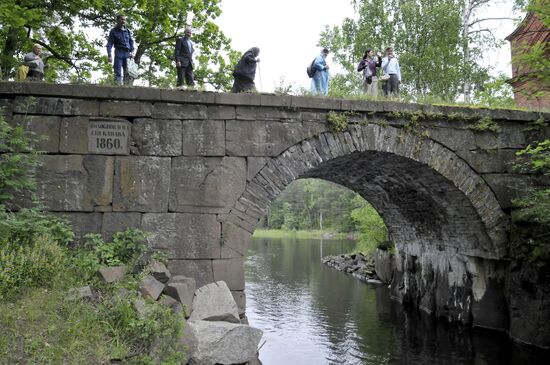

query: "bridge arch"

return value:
[230, 124, 508, 260]
[224, 123, 512, 326]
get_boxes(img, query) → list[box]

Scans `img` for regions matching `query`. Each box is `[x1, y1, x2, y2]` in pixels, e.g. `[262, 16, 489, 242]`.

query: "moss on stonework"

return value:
[522, 117, 548, 132]
[327, 111, 353, 133]
[467, 117, 501, 133]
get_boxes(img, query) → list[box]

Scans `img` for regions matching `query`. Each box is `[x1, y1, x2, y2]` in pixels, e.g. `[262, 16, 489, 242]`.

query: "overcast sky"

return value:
[216, 0, 520, 93]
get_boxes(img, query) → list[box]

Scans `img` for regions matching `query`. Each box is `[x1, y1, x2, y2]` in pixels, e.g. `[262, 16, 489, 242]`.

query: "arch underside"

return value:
[302, 151, 495, 259]
[235, 125, 509, 260]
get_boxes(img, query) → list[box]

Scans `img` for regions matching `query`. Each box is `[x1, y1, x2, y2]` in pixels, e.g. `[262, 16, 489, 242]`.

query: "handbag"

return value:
[380, 73, 391, 81]
[127, 58, 139, 79]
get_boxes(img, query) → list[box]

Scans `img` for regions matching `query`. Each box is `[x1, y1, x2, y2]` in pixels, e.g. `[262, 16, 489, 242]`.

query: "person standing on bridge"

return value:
[311, 48, 330, 95]
[357, 49, 382, 97]
[106, 14, 135, 85]
[381, 47, 401, 97]
[174, 27, 195, 90]
[24, 44, 46, 81]
[231, 47, 260, 93]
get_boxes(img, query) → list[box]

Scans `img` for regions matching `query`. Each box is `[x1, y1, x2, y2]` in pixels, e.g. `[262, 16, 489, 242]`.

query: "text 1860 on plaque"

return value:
[88, 120, 130, 155]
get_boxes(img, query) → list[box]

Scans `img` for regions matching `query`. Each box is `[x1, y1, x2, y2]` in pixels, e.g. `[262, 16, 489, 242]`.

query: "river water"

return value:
[245, 237, 548, 365]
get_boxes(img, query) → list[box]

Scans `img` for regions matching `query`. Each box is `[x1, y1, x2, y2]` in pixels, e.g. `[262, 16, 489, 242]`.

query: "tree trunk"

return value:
[462, 0, 474, 103]
[1, 27, 20, 79]
[134, 44, 146, 65]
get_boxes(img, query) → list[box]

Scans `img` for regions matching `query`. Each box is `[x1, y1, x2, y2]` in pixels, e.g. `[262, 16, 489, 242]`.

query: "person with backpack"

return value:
[23, 44, 45, 81]
[357, 49, 382, 97]
[311, 48, 330, 95]
[231, 47, 260, 93]
[381, 47, 401, 97]
[106, 14, 135, 85]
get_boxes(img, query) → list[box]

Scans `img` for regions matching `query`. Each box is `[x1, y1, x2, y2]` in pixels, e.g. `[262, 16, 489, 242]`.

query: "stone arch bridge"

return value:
[1, 82, 549, 346]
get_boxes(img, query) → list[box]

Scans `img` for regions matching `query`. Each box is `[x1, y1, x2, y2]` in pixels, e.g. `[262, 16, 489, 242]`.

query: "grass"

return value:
[0, 287, 114, 364]
[253, 229, 350, 240]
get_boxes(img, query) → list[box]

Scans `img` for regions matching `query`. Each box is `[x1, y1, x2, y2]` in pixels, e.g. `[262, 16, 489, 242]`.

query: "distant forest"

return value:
[258, 179, 388, 250]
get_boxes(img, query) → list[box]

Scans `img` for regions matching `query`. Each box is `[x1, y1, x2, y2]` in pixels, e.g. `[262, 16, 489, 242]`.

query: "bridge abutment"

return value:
[1, 82, 549, 347]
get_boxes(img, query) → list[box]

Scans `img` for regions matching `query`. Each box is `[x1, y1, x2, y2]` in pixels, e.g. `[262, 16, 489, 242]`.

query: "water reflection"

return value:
[245, 237, 549, 365]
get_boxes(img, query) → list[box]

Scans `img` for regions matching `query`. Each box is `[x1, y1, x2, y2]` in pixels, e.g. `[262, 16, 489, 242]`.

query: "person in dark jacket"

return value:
[106, 14, 135, 85]
[174, 27, 195, 89]
[357, 49, 382, 96]
[231, 47, 260, 93]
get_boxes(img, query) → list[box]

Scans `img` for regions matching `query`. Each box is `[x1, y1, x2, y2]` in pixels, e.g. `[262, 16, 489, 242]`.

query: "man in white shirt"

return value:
[381, 47, 401, 97]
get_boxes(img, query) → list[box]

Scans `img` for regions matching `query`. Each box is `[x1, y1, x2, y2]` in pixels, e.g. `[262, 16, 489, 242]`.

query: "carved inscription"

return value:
[88, 120, 130, 155]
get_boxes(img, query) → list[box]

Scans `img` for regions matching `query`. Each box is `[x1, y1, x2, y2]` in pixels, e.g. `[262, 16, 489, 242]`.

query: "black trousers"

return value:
[231, 76, 255, 93]
[26, 69, 44, 81]
[383, 74, 400, 96]
[176, 65, 194, 87]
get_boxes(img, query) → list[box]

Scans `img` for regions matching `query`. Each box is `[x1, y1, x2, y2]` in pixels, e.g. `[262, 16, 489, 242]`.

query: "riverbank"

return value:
[253, 229, 352, 240]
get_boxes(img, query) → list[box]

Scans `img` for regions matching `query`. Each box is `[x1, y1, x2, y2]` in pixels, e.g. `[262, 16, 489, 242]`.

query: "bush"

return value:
[0, 284, 185, 364]
[0, 207, 75, 247]
[0, 115, 41, 205]
[72, 229, 149, 281]
[101, 296, 185, 364]
[0, 235, 67, 300]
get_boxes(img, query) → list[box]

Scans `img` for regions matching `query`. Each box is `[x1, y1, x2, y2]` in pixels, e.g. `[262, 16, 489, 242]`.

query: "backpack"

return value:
[306, 59, 316, 78]
[16, 65, 29, 81]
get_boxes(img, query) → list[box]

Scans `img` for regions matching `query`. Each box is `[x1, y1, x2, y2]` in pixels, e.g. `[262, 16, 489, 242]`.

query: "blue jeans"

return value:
[113, 49, 131, 85]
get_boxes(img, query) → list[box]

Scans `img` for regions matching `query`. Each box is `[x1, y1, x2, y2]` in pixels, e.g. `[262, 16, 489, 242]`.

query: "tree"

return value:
[350, 196, 388, 253]
[319, 0, 519, 101]
[460, 0, 521, 102]
[0, 0, 239, 89]
[320, 0, 472, 99]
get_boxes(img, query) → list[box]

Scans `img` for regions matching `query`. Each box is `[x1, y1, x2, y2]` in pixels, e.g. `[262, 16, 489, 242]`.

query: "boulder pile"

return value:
[322, 253, 384, 284]
[72, 261, 263, 365]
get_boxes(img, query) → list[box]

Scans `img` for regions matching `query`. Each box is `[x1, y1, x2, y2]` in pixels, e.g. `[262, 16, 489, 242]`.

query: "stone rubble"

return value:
[66, 263, 264, 364]
[322, 252, 384, 285]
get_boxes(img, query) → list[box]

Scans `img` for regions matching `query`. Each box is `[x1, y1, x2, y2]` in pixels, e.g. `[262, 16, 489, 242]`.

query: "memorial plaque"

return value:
[88, 120, 130, 155]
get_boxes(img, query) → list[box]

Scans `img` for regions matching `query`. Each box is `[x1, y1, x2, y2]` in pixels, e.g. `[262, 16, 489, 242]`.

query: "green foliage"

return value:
[0, 235, 66, 301]
[512, 138, 550, 227]
[319, 0, 490, 101]
[0, 208, 74, 300]
[327, 111, 350, 133]
[0, 115, 40, 205]
[514, 139, 550, 175]
[472, 74, 516, 108]
[0, 0, 237, 89]
[513, 188, 550, 225]
[467, 117, 501, 133]
[0, 280, 185, 364]
[101, 295, 184, 364]
[73, 228, 149, 281]
[350, 197, 388, 254]
[0, 208, 75, 247]
[264, 179, 365, 233]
